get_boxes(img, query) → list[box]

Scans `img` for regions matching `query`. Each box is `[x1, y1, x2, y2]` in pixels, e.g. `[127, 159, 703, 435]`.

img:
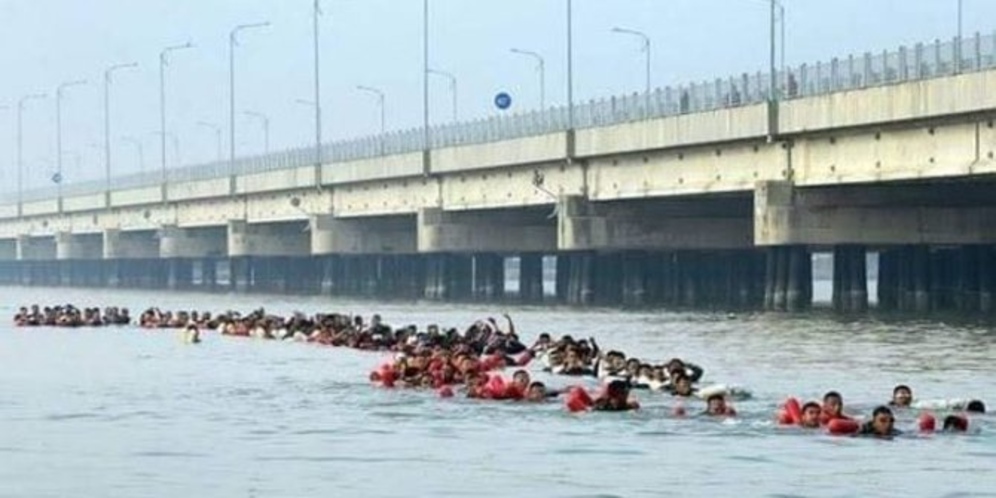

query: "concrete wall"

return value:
[159, 225, 227, 258]
[755, 181, 996, 246]
[228, 220, 310, 257]
[103, 229, 159, 259]
[311, 214, 416, 255]
[56, 232, 103, 260]
[417, 208, 557, 254]
[576, 103, 769, 157]
[780, 70, 996, 134]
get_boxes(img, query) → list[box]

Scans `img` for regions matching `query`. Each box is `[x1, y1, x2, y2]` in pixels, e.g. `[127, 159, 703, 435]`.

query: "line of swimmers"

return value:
[14, 304, 131, 327]
[14, 304, 987, 439]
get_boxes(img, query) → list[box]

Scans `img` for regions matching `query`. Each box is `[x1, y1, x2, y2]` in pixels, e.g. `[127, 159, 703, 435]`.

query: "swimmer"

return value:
[799, 402, 822, 428]
[525, 381, 551, 402]
[821, 391, 848, 423]
[889, 385, 913, 408]
[942, 415, 969, 433]
[592, 380, 640, 412]
[185, 324, 201, 344]
[511, 369, 531, 389]
[859, 406, 901, 438]
[966, 400, 986, 414]
[669, 374, 697, 398]
[703, 394, 736, 417]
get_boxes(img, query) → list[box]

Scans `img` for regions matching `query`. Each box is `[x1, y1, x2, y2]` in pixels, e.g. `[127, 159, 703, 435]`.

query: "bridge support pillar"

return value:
[473, 253, 505, 301]
[562, 252, 595, 306]
[231, 257, 251, 293]
[519, 253, 544, 303]
[832, 245, 868, 313]
[763, 246, 811, 312]
[621, 252, 648, 307]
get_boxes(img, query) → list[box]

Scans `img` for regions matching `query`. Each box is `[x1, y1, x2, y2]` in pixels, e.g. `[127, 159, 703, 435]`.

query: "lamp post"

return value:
[510, 48, 546, 109]
[160, 42, 194, 185]
[17, 93, 47, 209]
[229, 21, 270, 175]
[0, 104, 7, 192]
[957, 0, 964, 73]
[152, 131, 181, 169]
[427, 68, 457, 122]
[104, 62, 137, 193]
[243, 111, 270, 155]
[567, 0, 574, 132]
[423, 0, 430, 151]
[121, 136, 145, 173]
[56, 79, 87, 200]
[312, 0, 324, 171]
[356, 85, 386, 152]
[611, 26, 651, 113]
[197, 121, 223, 162]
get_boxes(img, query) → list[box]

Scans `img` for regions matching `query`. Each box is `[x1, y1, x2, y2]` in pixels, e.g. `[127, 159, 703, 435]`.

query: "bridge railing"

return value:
[11, 31, 996, 205]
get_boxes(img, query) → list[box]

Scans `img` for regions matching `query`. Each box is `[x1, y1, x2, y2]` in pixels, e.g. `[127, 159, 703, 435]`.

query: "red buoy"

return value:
[826, 418, 860, 436]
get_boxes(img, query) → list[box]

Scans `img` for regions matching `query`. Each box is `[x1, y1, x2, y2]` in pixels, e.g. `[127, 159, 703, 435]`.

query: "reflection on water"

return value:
[0, 286, 994, 497]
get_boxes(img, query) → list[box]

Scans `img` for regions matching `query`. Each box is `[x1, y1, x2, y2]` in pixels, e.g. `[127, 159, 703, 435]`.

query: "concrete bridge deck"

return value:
[4, 33, 996, 314]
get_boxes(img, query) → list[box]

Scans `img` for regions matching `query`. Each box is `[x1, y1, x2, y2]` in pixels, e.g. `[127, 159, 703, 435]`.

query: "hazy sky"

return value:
[0, 0, 987, 190]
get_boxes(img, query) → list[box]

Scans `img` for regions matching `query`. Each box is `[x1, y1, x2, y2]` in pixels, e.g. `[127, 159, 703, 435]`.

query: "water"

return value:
[1, 286, 994, 498]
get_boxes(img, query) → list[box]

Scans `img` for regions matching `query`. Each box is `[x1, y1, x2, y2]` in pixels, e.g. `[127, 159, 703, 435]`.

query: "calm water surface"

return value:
[1, 285, 994, 498]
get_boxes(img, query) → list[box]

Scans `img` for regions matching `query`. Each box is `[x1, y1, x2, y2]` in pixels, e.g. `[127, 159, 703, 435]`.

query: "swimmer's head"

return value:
[966, 400, 986, 414]
[606, 380, 630, 399]
[706, 394, 728, 415]
[943, 415, 969, 432]
[526, 381, 546, 402]
[891, 385, 913, 407]
[823, 391, 843, 415]
[801, 402, 822, 428]
[512, 369, 530, 387]
[871, 406, 896, 436]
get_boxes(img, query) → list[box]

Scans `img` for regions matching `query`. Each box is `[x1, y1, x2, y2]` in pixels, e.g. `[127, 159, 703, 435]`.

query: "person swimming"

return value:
[859, 406, 901, 438]
[668, 374, 697, 398]
[942, 415, 969, 432]
[184, 324, 201, 344]
[703, 394, 736, 417]
[966, 400, 986, 414]
[799, 401, 822, 428]
[889, 385, 913, 408]
[592, 380, 639, 412]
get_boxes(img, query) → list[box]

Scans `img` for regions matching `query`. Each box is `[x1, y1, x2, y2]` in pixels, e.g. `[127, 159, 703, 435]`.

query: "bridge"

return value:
[3, 33, 996, 314]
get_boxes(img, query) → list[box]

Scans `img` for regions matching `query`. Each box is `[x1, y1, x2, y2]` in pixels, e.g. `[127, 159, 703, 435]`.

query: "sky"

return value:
[0, 0, 988, 192]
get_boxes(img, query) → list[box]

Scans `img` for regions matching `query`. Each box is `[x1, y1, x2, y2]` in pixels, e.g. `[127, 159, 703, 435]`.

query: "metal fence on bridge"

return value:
[12, 32, 996, 204]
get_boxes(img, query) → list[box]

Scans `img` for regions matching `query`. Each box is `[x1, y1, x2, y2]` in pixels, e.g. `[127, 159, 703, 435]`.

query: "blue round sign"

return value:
[51, 172, 63, 184]
[494, 92, 512, 110]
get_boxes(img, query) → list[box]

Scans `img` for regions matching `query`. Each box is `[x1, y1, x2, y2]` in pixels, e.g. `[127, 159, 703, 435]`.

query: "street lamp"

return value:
[422, 0, 430, 151]
[567, 0, 575, 132]
[152, 131, 181, 169]
[356, 85, 386, 138]
[160, 41, 194, 185]
[611, 26, 651, 113]
[17, 93, 47, 209]
[0, 104, 8, 192]
[312, 0, 324, 171]
[56, 79, 87, 200]
[243, 111, 270, 155]
[197, 121, 223, 162]
[121, 136, 145, 173]
[427, 68, 457, 122]
[104, 62, 138, 193]
[510, 48, 546, 109]
[229, 21, 270, 175]
[957, 0, 964, 73]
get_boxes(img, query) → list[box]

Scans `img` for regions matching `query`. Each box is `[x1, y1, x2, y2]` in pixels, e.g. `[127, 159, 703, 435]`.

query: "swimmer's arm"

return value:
[502, 313, 515, 336]
[686, 363, 705, 383]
